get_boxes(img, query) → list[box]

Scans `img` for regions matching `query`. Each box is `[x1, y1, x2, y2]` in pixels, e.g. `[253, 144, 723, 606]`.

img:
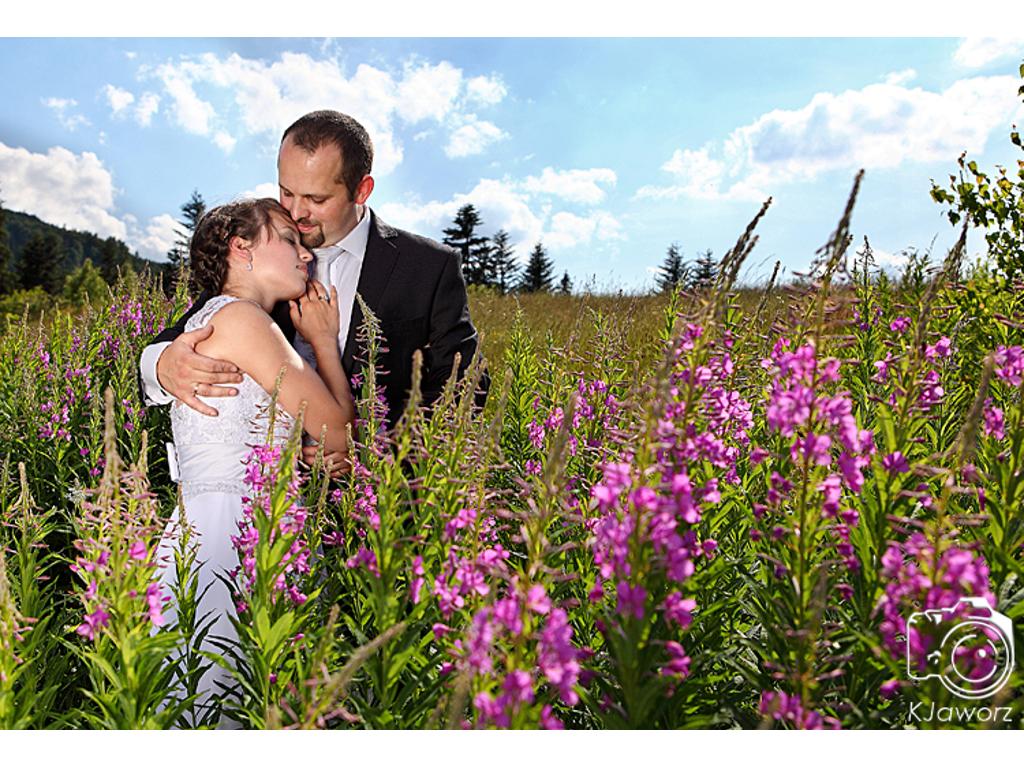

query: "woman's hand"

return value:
[289, 280, 340, 350]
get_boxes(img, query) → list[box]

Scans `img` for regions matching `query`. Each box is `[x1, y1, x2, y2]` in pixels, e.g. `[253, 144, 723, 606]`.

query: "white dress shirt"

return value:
[294, 206, 370, 369]
[139, 207, 372, 405]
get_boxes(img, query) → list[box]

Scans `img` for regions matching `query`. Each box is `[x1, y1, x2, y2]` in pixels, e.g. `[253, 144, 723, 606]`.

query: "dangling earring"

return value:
[245, 255, 253, 272]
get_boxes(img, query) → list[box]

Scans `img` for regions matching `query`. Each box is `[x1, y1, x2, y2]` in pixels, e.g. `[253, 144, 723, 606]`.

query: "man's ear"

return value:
[353, 175, 374, 205]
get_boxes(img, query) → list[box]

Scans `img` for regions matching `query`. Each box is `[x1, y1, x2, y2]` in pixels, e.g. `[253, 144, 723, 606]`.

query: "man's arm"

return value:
[137, 293, 243, 417]
[138, 296, 205, 406]
[139, 341, 174, 406]
[420, 250, 489, 409]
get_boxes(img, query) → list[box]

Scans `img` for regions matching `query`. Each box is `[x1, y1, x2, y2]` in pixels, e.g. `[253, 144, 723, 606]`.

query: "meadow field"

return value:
[1, 178, 1023, 730]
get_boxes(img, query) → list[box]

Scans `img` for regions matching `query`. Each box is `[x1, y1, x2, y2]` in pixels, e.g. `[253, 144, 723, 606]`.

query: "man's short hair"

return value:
[281, 111, 374, 199]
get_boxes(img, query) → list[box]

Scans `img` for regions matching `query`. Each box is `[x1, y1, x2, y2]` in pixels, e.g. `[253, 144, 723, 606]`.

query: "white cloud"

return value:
[546, 210, 624, 249]
[0, 142, 125, 239]
[522, 167, 617, 204]
[380, 178, 539, 255]
[104, 84, 135, 116]
[127, 213, 179, 261]
[871, 247, 910, 270]
[0, 141, 184, 262]
[379, 172, 623, 256]
[103, 85, 160, 126]
[466, 75, 507, 105]
[445, 118, 507, 158]
[138, 51, 508, 170]
[135, 92, 160, 126]
[42, 97, 90, 131]
[239, 181, 279, 200]
[883, 68, 917, 86]
[396, 61, 462, 123]
[213, 130, 237, 153]
[636, 146, 730, 200]
[953, 37, 1024, 69]
[637, 73, 1024, 202]
[155, 63, 217, 136]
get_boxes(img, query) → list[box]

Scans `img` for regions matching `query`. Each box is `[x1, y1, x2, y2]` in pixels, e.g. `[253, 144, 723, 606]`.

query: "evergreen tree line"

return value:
[0, 186, 173, 303]
[0, 206, 137, 302]
[441, 204, 572, 295]
[654, 243, 719, 293]
[1, 186, 722, 304]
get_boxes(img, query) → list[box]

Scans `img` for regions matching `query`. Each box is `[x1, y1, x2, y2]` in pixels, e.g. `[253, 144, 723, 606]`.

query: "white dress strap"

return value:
[185, 295, 246, 333]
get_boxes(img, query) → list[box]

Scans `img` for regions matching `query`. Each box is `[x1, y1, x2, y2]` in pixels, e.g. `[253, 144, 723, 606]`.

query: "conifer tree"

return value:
[168, 189, 207, 286]
[98, 236, 131, 285]
[177, 189, 207, 252]
[519, 241, 554, 293]
[558, 271, 573, 295]
[656, 242, 687, 293]
[0, 202, 16, 295]
[490, 229, 518, 294]
[19, 232, 64, 295]
[443, 204, 492, 286]
[689, 248, 718, 291]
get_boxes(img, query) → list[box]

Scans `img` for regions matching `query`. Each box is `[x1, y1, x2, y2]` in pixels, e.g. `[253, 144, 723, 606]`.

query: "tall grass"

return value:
[0, 187, 1023, 728]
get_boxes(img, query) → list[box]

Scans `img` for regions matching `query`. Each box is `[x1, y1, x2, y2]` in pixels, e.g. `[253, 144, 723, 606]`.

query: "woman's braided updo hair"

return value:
[189, 198, 292, 296]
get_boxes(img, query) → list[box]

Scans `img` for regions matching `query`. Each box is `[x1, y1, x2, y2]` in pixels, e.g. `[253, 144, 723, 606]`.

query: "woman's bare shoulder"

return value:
[196, 300, 289, 365]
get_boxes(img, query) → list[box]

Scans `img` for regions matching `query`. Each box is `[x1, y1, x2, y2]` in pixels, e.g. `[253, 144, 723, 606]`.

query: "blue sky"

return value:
[1, 36, 1022, 291]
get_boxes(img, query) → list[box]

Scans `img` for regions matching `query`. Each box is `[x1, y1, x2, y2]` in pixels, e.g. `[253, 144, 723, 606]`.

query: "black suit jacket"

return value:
[151, 210, 487, 427]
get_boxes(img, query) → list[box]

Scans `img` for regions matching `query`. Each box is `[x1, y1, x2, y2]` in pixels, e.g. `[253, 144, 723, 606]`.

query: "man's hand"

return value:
[301, 444, 351, 479]
[156, 324, 243, 417]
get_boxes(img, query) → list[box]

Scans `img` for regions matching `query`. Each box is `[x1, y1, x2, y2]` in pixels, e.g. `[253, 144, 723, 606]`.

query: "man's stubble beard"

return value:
[300, 228, 326, 250]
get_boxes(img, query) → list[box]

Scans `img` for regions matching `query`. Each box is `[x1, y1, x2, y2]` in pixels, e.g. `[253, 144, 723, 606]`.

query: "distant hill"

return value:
[1, 206, 170, 284]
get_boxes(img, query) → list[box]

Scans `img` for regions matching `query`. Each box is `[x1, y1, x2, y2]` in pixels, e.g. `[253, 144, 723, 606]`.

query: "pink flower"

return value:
[663, 592, 697, 628]
[983, 400, 1006, 440]
[526, 584, 551, 615]
[881, 451, 910, 474]
[346, 546, 380, 577]
[538, 608, 581, 705]
[502, 669, 535, 705]
[493, 595, 523, 636]
[540, 704, 564, 730]
[659, 641, 691, 679]
[146, 582, 166, 627]
[616, 581, 647, 620]
[925, 336, 952, 360]
[889, 316, 911, 334]
[790, 432, 832, 466]
[528, 420, 545, 450]
[994, 345, 1024, 385]
[880, 679, 901, 700]
[410, 556, 426, 604]
[444, 508, 477, 540]
[128, 540, 147, 561]
[76, 606, 110, 641]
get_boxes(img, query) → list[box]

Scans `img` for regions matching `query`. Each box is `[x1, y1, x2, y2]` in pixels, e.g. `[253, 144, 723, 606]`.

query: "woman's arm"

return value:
[196, 299, 354, 456]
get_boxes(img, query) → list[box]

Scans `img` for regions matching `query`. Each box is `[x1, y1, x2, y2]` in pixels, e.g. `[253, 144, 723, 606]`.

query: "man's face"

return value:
[277, 137, 357, 250]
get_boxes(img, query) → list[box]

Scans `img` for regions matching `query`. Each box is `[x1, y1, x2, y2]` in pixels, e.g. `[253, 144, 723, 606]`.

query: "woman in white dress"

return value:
[154, 198, 355, 726]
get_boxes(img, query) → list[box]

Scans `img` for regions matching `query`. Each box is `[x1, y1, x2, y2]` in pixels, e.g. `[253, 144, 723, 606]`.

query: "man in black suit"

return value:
[139, 110, 486, 466]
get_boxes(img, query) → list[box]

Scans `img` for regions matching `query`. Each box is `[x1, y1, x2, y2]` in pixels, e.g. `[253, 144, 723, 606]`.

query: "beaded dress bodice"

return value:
[169, 295, 295, 499]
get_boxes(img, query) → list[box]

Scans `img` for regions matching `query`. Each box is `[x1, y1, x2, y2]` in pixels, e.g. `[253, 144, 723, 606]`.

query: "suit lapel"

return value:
[342, 210, 400, 372]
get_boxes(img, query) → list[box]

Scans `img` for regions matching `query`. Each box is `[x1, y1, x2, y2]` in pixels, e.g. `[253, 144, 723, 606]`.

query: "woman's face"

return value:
[251, 211, 313, 301]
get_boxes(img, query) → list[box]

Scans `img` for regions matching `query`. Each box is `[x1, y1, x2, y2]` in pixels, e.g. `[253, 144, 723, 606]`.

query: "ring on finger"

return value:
[192, 383, 200, 397]
[318, 293, 328, 301]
